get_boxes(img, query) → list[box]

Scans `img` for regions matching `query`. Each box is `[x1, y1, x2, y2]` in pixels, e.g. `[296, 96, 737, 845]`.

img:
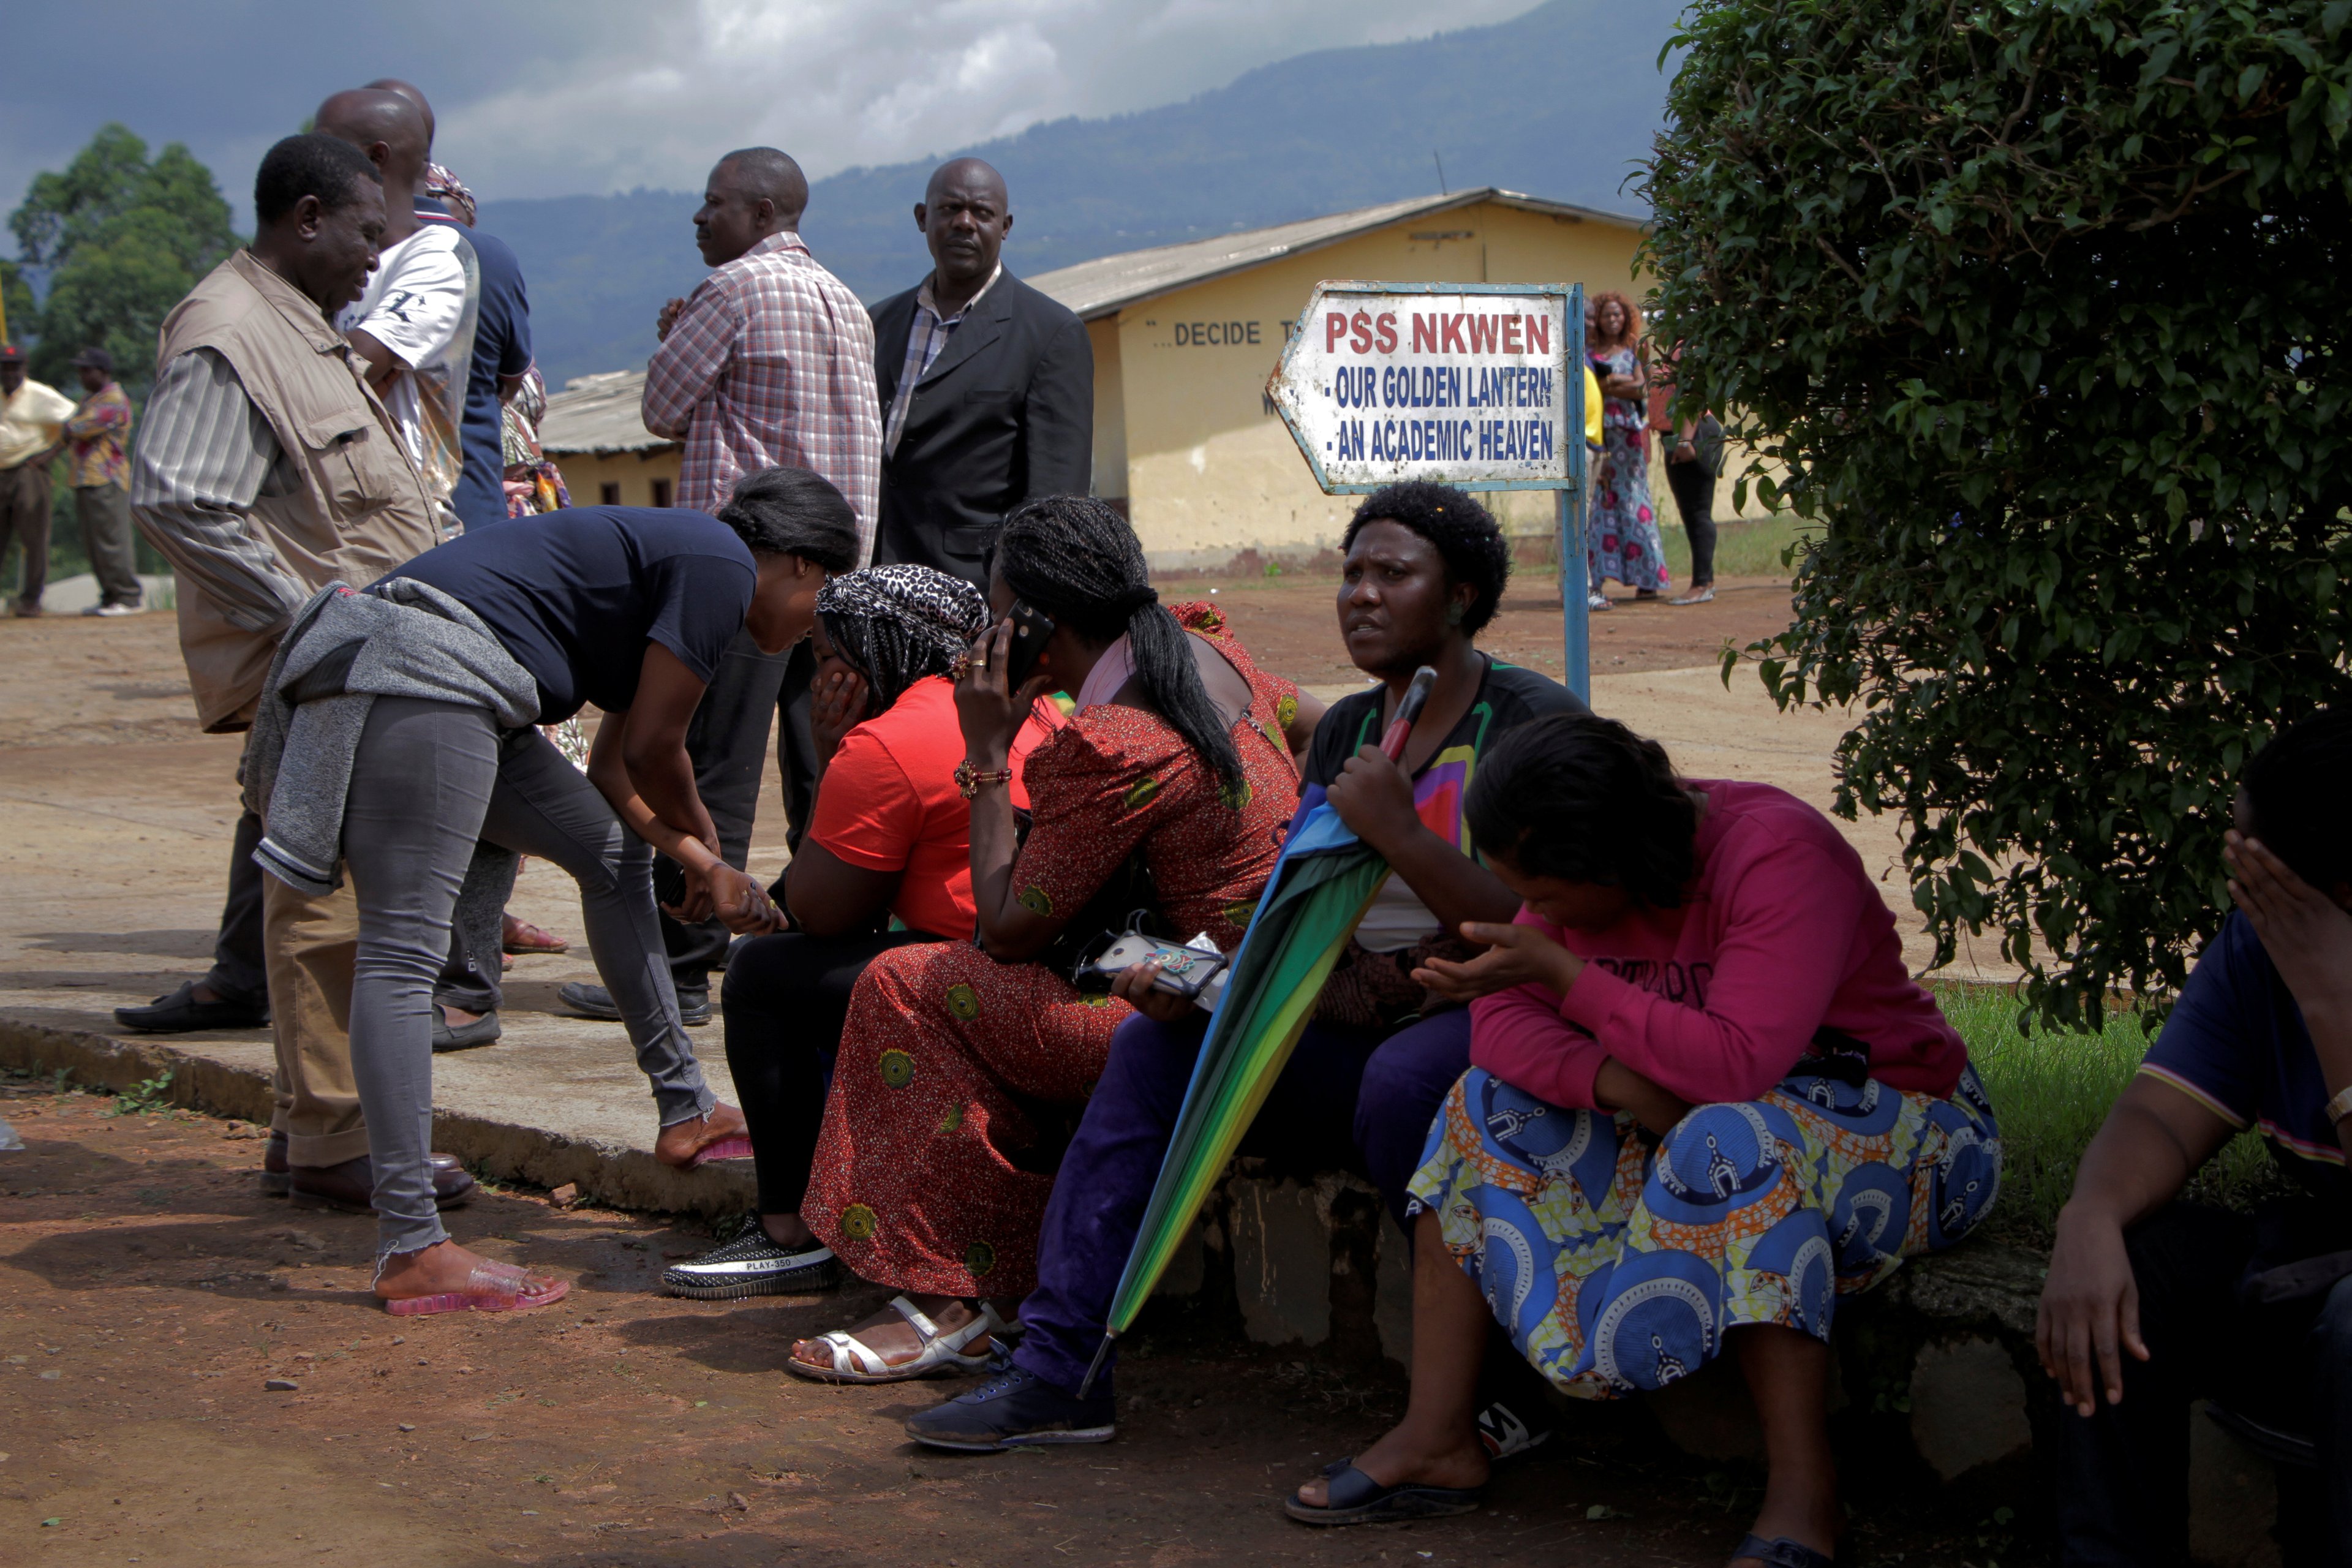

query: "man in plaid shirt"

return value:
[560, 148, 881, 1029]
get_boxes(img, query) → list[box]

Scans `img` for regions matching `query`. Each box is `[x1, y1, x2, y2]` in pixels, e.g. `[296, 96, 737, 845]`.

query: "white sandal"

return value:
[786, 1295, 1005, 1384]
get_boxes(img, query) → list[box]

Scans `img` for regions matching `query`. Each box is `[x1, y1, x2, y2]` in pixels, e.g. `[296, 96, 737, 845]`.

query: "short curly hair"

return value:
[1341, 481, 1512, 635]
[1465, 711, 1698, 908]
[2242, 706, 2352, 894]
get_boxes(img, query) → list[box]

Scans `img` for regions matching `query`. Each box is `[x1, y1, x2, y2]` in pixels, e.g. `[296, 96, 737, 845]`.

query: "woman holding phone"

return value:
[786, 495, 1313, 1382]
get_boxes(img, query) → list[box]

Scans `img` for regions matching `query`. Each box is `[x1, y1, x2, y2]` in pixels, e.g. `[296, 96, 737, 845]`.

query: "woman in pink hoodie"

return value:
[1285, 713, 2000, 1568]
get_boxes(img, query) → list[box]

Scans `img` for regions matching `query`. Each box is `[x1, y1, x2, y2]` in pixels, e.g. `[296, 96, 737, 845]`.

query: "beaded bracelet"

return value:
[954, 760, 1014, 799]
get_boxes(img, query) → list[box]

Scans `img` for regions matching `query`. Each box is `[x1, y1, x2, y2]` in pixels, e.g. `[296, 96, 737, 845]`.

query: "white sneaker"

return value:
[82, 602, 140, 617]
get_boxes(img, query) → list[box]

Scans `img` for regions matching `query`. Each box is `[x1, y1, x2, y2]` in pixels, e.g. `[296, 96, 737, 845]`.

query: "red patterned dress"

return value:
[803, 606, 1302, 1298]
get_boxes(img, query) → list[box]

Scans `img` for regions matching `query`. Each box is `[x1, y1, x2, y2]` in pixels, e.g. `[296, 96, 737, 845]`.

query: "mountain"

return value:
[483, 0, 1683, 388]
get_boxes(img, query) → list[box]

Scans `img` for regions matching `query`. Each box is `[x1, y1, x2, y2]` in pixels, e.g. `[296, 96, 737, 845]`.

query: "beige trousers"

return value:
[262, 874, 372, 1166]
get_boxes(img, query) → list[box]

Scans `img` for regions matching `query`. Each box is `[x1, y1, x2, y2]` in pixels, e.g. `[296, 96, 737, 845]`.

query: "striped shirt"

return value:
[641, 232, 881, 561]
[883, 263, 1002, 458]
[129, 347, 307, 632]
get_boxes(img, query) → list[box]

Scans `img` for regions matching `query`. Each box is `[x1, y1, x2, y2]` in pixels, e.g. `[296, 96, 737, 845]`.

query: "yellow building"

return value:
[537, 189, 1752, 568]
[1029, 187, 1655, 568]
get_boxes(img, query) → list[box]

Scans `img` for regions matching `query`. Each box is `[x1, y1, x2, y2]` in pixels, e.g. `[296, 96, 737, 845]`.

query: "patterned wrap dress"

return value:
[1586, 345, 1670, 595]
[804, 605, 1303, 1298]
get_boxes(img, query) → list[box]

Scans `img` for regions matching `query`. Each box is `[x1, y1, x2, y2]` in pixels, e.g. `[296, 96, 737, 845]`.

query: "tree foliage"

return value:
[8, 124, 237, 394]
[1643, 0, 2352, 1026]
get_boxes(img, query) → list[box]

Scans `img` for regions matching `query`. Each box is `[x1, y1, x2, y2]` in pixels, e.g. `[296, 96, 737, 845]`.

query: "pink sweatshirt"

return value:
[1469, 779, 1966, 1110]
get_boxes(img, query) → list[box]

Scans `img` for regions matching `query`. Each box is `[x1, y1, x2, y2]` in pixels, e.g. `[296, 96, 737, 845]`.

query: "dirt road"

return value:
[0, 1079, 2040, 1567]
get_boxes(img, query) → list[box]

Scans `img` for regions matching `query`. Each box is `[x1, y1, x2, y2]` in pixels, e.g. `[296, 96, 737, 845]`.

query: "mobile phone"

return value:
[1004, 599, 1056, 690]
[1078, 932, 1230, 1000]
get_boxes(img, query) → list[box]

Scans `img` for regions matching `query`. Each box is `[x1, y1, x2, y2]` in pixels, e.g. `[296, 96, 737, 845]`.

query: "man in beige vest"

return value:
[129, 132, 473, 1210]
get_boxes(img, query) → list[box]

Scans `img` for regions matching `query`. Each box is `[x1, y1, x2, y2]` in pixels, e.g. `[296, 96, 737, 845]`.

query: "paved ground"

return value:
[0, 1079, 2047, 1567]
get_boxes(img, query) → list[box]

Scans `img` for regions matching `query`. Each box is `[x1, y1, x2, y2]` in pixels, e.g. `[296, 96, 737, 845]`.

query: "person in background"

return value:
[64, 349, 142, 616]
[2039, 709, 2352, 1566]
[662, 563, 1058, 1300]
[905, 482, 1588, 1455]
[572, 148, 879, 1030]
[1282, 712, 1998, 1568]
[501, 369, 570, 518]
[0, 342, 76, 617]
[1648, 341, 1722, 608]
[788, 496, 1302, 1384]
[870, 158, 1092, 590]
[1585, 290, 1667, 612]
[123, 132, 475, 1213]
[314, 88, 477, 537]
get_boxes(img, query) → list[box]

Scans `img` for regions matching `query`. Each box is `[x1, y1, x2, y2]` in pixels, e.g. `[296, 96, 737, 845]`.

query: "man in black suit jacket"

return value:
[870, 159, 1093, 588]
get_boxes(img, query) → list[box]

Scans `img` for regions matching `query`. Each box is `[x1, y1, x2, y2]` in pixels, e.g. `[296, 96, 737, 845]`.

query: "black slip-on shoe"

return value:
[660, 1224, 842, 1300]
[905, 1365, 1115, 1452]
[115, 980, 269, 1033]
[432, 1009, 503, 1052]
[557, 981, 710, 1026]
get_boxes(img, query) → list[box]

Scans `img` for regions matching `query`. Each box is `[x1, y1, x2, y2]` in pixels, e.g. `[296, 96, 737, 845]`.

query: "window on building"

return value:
[598, 482, 621, 506]
[650, 478, 673, 508]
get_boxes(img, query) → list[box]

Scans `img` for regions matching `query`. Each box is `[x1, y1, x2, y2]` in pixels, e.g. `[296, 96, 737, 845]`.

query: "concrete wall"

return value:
[550, 447, 682, 509]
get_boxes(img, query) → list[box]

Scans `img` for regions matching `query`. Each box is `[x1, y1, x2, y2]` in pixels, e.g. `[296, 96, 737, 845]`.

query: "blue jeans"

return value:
[1012, 1007, 1469, 1398]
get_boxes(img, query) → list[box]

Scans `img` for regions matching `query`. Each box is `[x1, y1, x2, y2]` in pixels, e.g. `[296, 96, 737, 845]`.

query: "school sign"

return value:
[1267, 279, 1594, 693]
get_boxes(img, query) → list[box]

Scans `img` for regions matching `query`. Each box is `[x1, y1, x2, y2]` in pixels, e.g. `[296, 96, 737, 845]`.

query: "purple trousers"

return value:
[1012, 1006, 1470, 1398]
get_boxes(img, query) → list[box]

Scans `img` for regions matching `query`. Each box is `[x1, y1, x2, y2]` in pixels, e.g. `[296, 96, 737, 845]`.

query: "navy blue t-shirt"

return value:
[420, 213, 533, 531]
[2141, 911, 2349, 1199]
[380, 507, 755, 723]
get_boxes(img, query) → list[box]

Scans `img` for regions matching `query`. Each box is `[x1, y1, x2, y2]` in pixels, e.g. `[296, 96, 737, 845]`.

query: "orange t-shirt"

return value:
[805, 676, 1057, 939]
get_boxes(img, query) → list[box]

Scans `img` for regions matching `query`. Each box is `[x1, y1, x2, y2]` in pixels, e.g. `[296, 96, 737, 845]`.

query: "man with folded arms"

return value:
[127, 131, 474, 1213]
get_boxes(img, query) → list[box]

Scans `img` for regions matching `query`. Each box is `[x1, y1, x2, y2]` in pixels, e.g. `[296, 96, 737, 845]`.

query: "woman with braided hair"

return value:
[662, 564, 1060, 1300]
[788, 496, 1318, 1381]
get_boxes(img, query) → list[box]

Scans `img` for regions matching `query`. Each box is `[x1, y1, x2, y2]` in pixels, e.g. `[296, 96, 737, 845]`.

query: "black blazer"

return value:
[869, 268, 1093, 587]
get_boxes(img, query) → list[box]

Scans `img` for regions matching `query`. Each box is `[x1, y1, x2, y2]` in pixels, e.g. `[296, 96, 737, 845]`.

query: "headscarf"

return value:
[425, 161, 477, 227]
[815, 564, 989, 711]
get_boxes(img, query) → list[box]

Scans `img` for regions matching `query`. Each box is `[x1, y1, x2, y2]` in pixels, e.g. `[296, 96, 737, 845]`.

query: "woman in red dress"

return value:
[790, 496, 1319, 1381]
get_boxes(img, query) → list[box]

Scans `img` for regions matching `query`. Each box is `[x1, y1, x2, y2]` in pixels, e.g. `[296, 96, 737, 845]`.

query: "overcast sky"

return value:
[5, 0, 1547, 247]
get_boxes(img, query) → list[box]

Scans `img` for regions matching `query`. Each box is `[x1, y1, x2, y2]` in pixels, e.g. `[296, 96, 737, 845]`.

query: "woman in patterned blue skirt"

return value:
[1284, 714, 2000, 1568]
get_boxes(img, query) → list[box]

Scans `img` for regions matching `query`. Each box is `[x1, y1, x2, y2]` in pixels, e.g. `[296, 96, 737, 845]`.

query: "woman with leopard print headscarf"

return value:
[660, 562, 1063, 1302]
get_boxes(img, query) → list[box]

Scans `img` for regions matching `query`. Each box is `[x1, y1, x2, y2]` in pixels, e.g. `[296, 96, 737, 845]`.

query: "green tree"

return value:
[9, 124, 238, 394]
[1645, 0, 2352, 1027]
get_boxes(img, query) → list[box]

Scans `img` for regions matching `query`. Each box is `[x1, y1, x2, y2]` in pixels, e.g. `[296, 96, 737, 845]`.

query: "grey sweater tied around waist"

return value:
[243, 578, 540, 896]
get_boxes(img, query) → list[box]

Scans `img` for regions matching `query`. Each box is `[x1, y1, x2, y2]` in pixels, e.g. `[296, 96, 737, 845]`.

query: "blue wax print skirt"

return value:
[1405, 1062, 2001, 1396]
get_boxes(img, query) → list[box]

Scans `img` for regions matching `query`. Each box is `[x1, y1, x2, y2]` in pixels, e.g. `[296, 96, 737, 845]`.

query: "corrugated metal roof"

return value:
[540, 369, 677, 456]
[1027, 188, 1646, 321]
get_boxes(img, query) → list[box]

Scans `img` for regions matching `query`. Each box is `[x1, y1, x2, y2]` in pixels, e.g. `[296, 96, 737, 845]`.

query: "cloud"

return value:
[3, 0, 1546, 236]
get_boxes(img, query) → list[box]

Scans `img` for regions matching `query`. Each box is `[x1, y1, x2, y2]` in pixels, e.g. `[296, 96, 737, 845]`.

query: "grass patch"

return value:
[1943, 984, 2284, 1245]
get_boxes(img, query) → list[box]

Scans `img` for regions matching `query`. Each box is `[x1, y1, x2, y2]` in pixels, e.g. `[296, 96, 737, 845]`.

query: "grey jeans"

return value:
[341, 696, 715, 1256]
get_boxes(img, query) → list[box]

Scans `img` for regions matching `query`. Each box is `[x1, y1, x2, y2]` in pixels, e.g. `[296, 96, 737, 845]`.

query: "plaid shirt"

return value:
[643, 232, 881, 561]
[883, 263, 1001, 457]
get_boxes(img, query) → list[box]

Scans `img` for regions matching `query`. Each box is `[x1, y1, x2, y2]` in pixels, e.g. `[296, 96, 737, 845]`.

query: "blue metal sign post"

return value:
[1267, 279, 1590, 703]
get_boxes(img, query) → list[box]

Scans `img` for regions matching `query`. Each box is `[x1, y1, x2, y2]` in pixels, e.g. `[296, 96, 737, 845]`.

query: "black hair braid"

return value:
[996, 496, 1246, 789]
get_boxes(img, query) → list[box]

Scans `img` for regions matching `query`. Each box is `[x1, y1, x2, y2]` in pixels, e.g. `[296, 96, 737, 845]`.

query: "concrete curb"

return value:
[0, 1015, 754, 1218]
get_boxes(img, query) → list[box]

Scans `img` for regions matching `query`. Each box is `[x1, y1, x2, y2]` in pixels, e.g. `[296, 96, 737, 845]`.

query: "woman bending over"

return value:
[1286, 712, 2000, 1568]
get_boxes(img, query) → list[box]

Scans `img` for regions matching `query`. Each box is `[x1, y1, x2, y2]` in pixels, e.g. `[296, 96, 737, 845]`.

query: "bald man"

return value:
[315, 87, 478, 535]
[869, 158, 1091, 589]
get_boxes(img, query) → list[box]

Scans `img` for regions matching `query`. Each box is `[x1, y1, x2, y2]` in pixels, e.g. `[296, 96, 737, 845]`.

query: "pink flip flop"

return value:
[384, 1259, 571, 1317]
[687, 1136, 755, 1169]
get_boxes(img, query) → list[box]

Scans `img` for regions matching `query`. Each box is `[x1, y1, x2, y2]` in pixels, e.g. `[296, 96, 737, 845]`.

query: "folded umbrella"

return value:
[1083, 666, 1439, 1393]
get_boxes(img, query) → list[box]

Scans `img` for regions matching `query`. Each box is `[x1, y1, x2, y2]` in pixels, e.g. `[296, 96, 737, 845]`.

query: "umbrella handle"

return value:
[1376, 665, 1439, 763]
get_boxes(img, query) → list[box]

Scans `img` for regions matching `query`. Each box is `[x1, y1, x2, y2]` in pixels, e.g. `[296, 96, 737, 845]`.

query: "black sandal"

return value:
[1282, 1458, 1483, 1527]
[1733, 1534, 1834, 1568]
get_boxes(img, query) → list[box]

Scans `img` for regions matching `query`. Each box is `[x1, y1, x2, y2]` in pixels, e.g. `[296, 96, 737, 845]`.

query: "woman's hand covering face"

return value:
[810, 664, 870, 762]
[2224, 829, 2352, 1019]
[954, 618, 1052, 761]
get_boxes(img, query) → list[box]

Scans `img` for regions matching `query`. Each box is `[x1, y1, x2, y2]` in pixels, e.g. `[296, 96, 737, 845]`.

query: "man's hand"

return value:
[810, 666, 870, 764]
[657, 298, 688, 341]
[2225, 831, 2352, 1022]
[1413, 919, 1583, 1003]
[1325, 745, 1421, 853]
[2037, 1206, 2147, 1417]
[1108, 959, 1195, 1023]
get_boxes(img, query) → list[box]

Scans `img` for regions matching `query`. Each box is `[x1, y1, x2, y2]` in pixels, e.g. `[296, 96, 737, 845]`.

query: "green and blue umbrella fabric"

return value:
[1083, 668, 1438, 1392]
